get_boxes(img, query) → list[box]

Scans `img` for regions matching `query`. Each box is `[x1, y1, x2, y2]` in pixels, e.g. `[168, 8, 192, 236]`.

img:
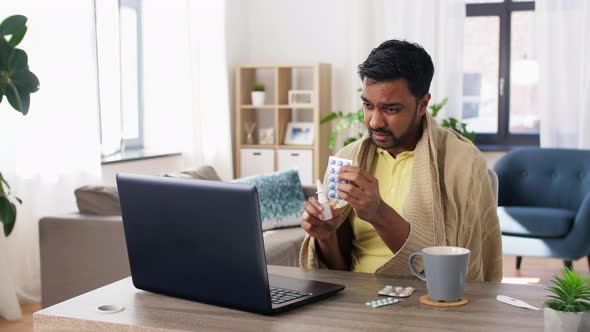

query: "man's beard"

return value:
[368, 107, 420, 150]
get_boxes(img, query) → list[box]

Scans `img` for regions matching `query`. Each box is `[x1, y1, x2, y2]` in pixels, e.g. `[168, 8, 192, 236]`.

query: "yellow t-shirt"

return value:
[351, 148, 414, 273]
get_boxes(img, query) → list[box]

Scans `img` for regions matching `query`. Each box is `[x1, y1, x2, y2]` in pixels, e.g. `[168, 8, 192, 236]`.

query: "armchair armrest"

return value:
[565, 192, 590, 258]
[39, 213, 130, 308]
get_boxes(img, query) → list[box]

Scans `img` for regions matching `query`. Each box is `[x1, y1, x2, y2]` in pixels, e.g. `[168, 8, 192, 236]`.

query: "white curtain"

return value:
[0, 0, 232, 320]
[0, 0, 102, 320]
[141, 0, 233, 180]
[188, 0, 234, 180]
[349, 0, 465, 120]
[140, 0, 194, 161]
[536, 0, 590, 149]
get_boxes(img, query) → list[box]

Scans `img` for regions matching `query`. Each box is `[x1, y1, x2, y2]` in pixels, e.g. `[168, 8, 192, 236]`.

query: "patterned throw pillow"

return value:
[234, 169, 305, 231]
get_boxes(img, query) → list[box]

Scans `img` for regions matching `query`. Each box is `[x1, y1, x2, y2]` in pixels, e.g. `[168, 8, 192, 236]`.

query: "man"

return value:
[299, 39, 502, 282]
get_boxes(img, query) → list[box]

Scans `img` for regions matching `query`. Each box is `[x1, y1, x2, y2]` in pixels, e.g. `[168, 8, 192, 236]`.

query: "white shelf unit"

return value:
[234, 63, 332, 185]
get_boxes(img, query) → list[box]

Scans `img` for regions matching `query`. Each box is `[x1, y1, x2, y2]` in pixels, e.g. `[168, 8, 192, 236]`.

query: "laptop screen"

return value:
[117, 173, 273, 313]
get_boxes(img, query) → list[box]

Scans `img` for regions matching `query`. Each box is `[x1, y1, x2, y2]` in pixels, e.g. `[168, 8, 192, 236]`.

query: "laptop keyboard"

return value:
[270, 287, 309, 305]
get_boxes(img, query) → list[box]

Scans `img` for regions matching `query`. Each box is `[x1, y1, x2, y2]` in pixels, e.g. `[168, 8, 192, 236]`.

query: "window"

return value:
[95, 0, 144, 157]
[463, 0, 538, 147]
[119, 0, 144, 148]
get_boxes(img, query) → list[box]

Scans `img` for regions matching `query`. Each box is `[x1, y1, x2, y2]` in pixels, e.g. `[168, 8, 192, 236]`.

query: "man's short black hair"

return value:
[358, 39, 434, 99]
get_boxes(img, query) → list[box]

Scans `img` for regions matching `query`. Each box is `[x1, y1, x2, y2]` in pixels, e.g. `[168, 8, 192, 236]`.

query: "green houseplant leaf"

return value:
[0, 14, 39, 236]
[320, 109, 365, 149]
[429, 97, 447, 118]
[0, 172, 19, 237]
[321, 96, 476, 150]
[545, 268, 590, 312]
[320, 112, 338, 124]
[429, 99, 475, 143]
[0, 15, 39, 115]
[319, 88, 366, 149]
[0, 15, 27, 47]
[0, 194, 16, 236]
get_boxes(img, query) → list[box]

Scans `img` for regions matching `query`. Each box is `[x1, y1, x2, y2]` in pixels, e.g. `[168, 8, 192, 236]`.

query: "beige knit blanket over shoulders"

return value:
[299, 112, 503, 282]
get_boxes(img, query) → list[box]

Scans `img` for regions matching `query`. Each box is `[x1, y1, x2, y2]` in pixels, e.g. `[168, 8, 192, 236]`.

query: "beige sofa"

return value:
[39, 167, 311, 308]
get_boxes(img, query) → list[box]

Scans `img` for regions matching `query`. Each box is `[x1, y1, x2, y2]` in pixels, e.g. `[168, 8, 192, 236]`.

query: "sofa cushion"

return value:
[75, 165, 222, 215]
[234, 169, 305, 231]
[498, 206, 576, 238]
[263, 227, 306, 267]
[75, 186, 121, 216]
[162, 165, 222, 181]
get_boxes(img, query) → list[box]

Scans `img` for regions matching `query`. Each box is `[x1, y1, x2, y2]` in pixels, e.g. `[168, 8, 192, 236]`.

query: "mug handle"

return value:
[408, 252, 426, 281]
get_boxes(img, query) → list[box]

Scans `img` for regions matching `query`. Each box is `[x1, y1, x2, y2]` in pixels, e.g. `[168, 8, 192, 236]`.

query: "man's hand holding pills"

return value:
[336, 165, 385, 224]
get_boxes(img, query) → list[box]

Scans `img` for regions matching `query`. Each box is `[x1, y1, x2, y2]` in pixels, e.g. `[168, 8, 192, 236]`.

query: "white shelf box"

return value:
[240, 149, 275, 178]
[277, 149, 313, 185]
[288, 90, 313, 107]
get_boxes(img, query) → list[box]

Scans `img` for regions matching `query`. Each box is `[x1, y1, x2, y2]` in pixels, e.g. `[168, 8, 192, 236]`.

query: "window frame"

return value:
[118, 0, 144, 151]
[466, 0, 539, 148]
[96, 0, 145, 156]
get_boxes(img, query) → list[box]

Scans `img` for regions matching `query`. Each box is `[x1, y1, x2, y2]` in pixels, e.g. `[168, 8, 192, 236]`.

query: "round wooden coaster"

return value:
[419, 295, 469, 307]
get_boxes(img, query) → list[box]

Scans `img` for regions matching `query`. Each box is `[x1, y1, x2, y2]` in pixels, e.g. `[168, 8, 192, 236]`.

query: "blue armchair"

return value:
[494, 148, 590, 270]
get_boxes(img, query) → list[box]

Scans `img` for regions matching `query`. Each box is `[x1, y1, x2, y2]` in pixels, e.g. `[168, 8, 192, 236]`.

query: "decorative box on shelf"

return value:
[288, 90, 313, 107]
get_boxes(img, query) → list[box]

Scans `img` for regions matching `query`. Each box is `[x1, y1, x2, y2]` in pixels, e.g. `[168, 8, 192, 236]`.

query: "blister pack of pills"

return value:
[326, 156, 353, 200]
[378, 285, 415, 298]
[366, 297, 400, 308]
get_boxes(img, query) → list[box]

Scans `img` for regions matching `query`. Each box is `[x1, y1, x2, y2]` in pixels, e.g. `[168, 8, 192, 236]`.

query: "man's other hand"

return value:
[300, 197, 342, 241]
[337, 165, 384, 224]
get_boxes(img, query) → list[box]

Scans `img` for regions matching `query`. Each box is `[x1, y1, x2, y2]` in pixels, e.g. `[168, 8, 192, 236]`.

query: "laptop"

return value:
[116, 173, 345, 315]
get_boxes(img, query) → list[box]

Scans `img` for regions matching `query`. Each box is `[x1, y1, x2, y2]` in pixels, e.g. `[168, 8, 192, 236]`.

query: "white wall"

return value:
[96, 1, 251, 186]
[102, 0, 365, 185]
[224, 0, 368, 153]
[224, 0, 507, 170]
[225, 0, 250, 165]
[101, 155, 186, 186]
[483, 151, 506, 169]
[226, 0, 358, 116]
[109, 0, 504, 184]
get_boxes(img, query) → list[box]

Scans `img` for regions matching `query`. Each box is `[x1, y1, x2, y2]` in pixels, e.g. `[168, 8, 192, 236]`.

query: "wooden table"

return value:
[34, 265, 545, 331]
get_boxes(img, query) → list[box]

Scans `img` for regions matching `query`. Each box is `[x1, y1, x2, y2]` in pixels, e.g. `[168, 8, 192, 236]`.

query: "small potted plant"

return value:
[544, 268, 590, 331]
[251, 83, 265, 106]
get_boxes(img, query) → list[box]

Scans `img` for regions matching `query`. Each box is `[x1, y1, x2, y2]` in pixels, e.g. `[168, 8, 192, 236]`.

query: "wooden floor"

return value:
[0, 303, 40, 332]
[1, 256, 589, 332]
[501, 255, 589, 285]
